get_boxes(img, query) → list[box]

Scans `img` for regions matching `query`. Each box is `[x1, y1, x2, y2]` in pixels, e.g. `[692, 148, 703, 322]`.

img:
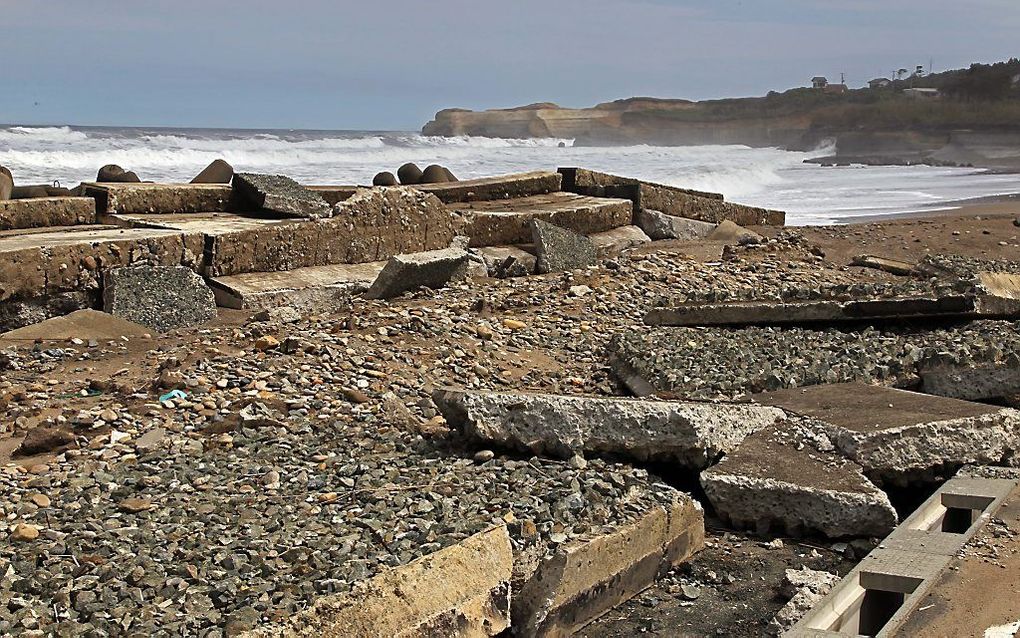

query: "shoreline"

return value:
[834, 192, 1020, 225]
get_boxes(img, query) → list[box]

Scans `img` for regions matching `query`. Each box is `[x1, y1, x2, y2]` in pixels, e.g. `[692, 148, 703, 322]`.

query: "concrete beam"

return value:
[415, 171, 562, 204]
[81, 182, 231, 215]
[0, 197, 96, 230]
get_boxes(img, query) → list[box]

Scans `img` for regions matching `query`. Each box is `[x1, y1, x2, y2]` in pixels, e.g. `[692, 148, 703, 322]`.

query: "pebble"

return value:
[10, 523, 40, 542]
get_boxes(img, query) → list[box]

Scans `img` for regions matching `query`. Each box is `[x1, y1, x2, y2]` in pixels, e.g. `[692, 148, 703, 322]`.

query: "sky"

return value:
[0, 0, 1017, 130]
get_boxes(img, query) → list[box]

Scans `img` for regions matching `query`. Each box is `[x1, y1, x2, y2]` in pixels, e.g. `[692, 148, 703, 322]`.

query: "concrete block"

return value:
[82, 182, 232, 215]
[244, 525, 513, 638]
[209, 261, 384, 312]
[920, 363, 1020, 401]
[851, 255, 916, 276]
[232, 173, 332, 219]
[588, 225, 651, 255]
[454, 192, 633, 247]
[103, 265, 217, 333]
[513, 495, 704, 637]
[433, 388, 785, 468]
[415, 171, 562, 203]
[701, 422, 897, 538]
[634, 209, 715, 240]
[0, 197, 96, 230]
[757, 384, 1020, 485]
[364, 247, 469, 299]
[531, 219, 597, 274]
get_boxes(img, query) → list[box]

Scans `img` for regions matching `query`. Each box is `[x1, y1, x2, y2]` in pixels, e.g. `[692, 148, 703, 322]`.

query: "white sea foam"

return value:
[0, 125, 1016, 224]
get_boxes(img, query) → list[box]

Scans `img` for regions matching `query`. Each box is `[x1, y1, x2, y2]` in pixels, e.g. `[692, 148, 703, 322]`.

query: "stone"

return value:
[419, 164, 451, 184]
[29, 494, 51, 508]
[191, 159, 234, 184]
[372, 171, 398, 186]
[244, 525, 513, 638]
[588, 225, 652, 255]
[397, 162, 424, 185]
[364, 247, 469, 299]
[96, 164, 141, 183]
[103, 265, 217, 333]
[701, 421, 897, 538]
[475, 246, 537, 278]
[635, 209, 717, 240]
[15, 426, 75, 456]
[11, 523, 40, 542]
[531, 219, 597, 274]
[231, 173, 332, 219]
[254, 335, 280, 351]
[118, 497, 154, 513]
[851, 254, 915, 276]
[708, 220, 763, 244]
[209, 262, 384, 312]
[433, 388, 785, 468]
[10, 186, 50, 199]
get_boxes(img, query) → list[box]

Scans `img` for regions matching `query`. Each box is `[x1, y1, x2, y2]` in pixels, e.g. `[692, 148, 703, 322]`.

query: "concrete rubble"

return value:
[102, 265, 217, 333]
[433, 388, 786, 468]
[531, 219, 597, 274]
[365, 247, 470, 299]
[635, 208, 716, 240]
[231, 173, 332, 219]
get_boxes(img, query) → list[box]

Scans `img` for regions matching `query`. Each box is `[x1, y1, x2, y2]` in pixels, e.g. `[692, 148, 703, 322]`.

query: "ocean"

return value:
[1, 124, 1017, 225]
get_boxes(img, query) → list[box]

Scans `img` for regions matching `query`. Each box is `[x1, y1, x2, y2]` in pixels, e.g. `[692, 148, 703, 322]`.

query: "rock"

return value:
[433, 388, 786, 467]
[589, 225, 652, 255]
[231, 172, 331, 219]
[0, 165, 11, 181]
[475, 246, 537, 278]
[372, 171, 398, 186]
[473, 449, 495, 464]
[118, 497, 154, 513]
[342, 387, 370, 404]
[254, 335, 280, 351]
[770, 568, 840, 634]
[96, 164, 141, 183]
[419, 164, 450, 184]
[364, 247, 469, 299]
[708, 219, 762, 245]
[191, 159, 234, 184]
[635, 209, 717, 241]
[29, 494, 51, 508]
[397, 162, 424, 185]
[103, 265, 217, 333]
[531, 219, 597, 274]
[16, 426, 74, 456]
[502, 319, 527, 330]
[0, 171, 12, 200]
[11, 523, 40, 542]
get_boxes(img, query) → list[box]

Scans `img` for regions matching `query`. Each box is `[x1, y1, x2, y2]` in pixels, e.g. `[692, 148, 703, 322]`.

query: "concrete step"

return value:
[451, 192, 633, 247]
[209, 261, 385, 311]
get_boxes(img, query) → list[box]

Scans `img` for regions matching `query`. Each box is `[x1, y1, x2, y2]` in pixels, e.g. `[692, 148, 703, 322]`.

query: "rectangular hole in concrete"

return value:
[907, 493, 996, 534]
[807, 573, 921, 636]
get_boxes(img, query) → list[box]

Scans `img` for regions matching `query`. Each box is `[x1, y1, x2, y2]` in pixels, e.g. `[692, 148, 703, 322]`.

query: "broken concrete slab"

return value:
[920, 362, 1020, 401]
[244, 525, 513, 638]
[513, 495, 704, 637]
[0, 197, 96, 230]
[208, 187, 458, 276]
[770, 568, 840, 635]
[559, 167, 785, 226]
[209, 261, 384, 311]
[701, 421, 898, 538]
[474, 245, 537, 278]
[634, 208, 715, 241]
[851, 254, 916, 276]
[81, 182, 232, 215]
[433, 388, 786, 468]
[453, 192, 633, 247]
[415, 170, 562, 203]
[588, 224, 651, 255]
[531, 219, 597, 274]
[756, 384, 1020, 485]
[231, 173, 332, 219]
[364, 247, 469, 299]
[0, 309, 151, 345]
[103, 265, 216, 333]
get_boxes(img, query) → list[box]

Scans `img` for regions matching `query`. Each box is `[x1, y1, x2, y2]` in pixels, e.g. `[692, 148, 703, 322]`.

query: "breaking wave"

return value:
[0, 125, 1016, 224]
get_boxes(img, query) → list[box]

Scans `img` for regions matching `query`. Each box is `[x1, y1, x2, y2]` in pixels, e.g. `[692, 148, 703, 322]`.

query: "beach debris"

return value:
[531, 218, 597, 273]
[103, 265, 217, 333]
[365, 247, 470, 299]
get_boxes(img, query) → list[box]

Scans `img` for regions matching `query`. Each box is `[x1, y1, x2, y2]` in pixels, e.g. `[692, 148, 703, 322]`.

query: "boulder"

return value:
[530, 219, 597, 273]
[231, 172, 331, 219]
[589, 225, 652, 255]
[397, 162, 424, 185]
[433, 388, 786, 468]
[372, 171, 398, 186]
[364, 247, 469, 299]
[420, 164, 450, 184]
[708, 219, 762, 244]
[635, 208, 717, 240]
[16, 426, 75, 456]
[97, 164, 141, 183]
[103, 265, 217, 333]
[191, 159, 234, 184]
[0, 172, 11, 200]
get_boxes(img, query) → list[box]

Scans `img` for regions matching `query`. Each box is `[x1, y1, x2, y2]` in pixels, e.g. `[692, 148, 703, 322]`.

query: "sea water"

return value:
[1, 125, 1017, 225]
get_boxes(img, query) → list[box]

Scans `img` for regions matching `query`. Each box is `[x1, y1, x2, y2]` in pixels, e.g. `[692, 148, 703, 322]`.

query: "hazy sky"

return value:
[1, 0, 1016, 130]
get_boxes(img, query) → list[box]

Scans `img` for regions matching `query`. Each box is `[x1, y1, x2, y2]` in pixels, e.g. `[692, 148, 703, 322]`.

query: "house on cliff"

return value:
[811, 76, 828, 89]
[869, 78, 892, 89]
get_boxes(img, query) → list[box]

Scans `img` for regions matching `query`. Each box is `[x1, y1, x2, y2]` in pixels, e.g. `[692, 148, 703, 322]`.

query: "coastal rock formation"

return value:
[397, 162, 423, 185]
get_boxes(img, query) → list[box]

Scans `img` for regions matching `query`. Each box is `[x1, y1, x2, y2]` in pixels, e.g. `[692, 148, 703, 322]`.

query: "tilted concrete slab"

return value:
[244, 525, 513, 638]
[433, 388, 786, 469]
[559, 167, 785, 226]
[208, 187, 459, 276]
[209, 262, 384, 311]
[756, 384, 1020, 485]
[365, 247, 469, 299]
[588, 225, 651, 255]
[701, 422, 897, 538]
[452, 192, 632, 247]
[81, 182, 232, 215]
[0, 197, 96, 230]
[232, 173, 332, 219]
[513, 495, 704, 637]
[787, 472, 1020, 637]
[415, 171, 562, 204]
[643, 293, 1020, 327]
